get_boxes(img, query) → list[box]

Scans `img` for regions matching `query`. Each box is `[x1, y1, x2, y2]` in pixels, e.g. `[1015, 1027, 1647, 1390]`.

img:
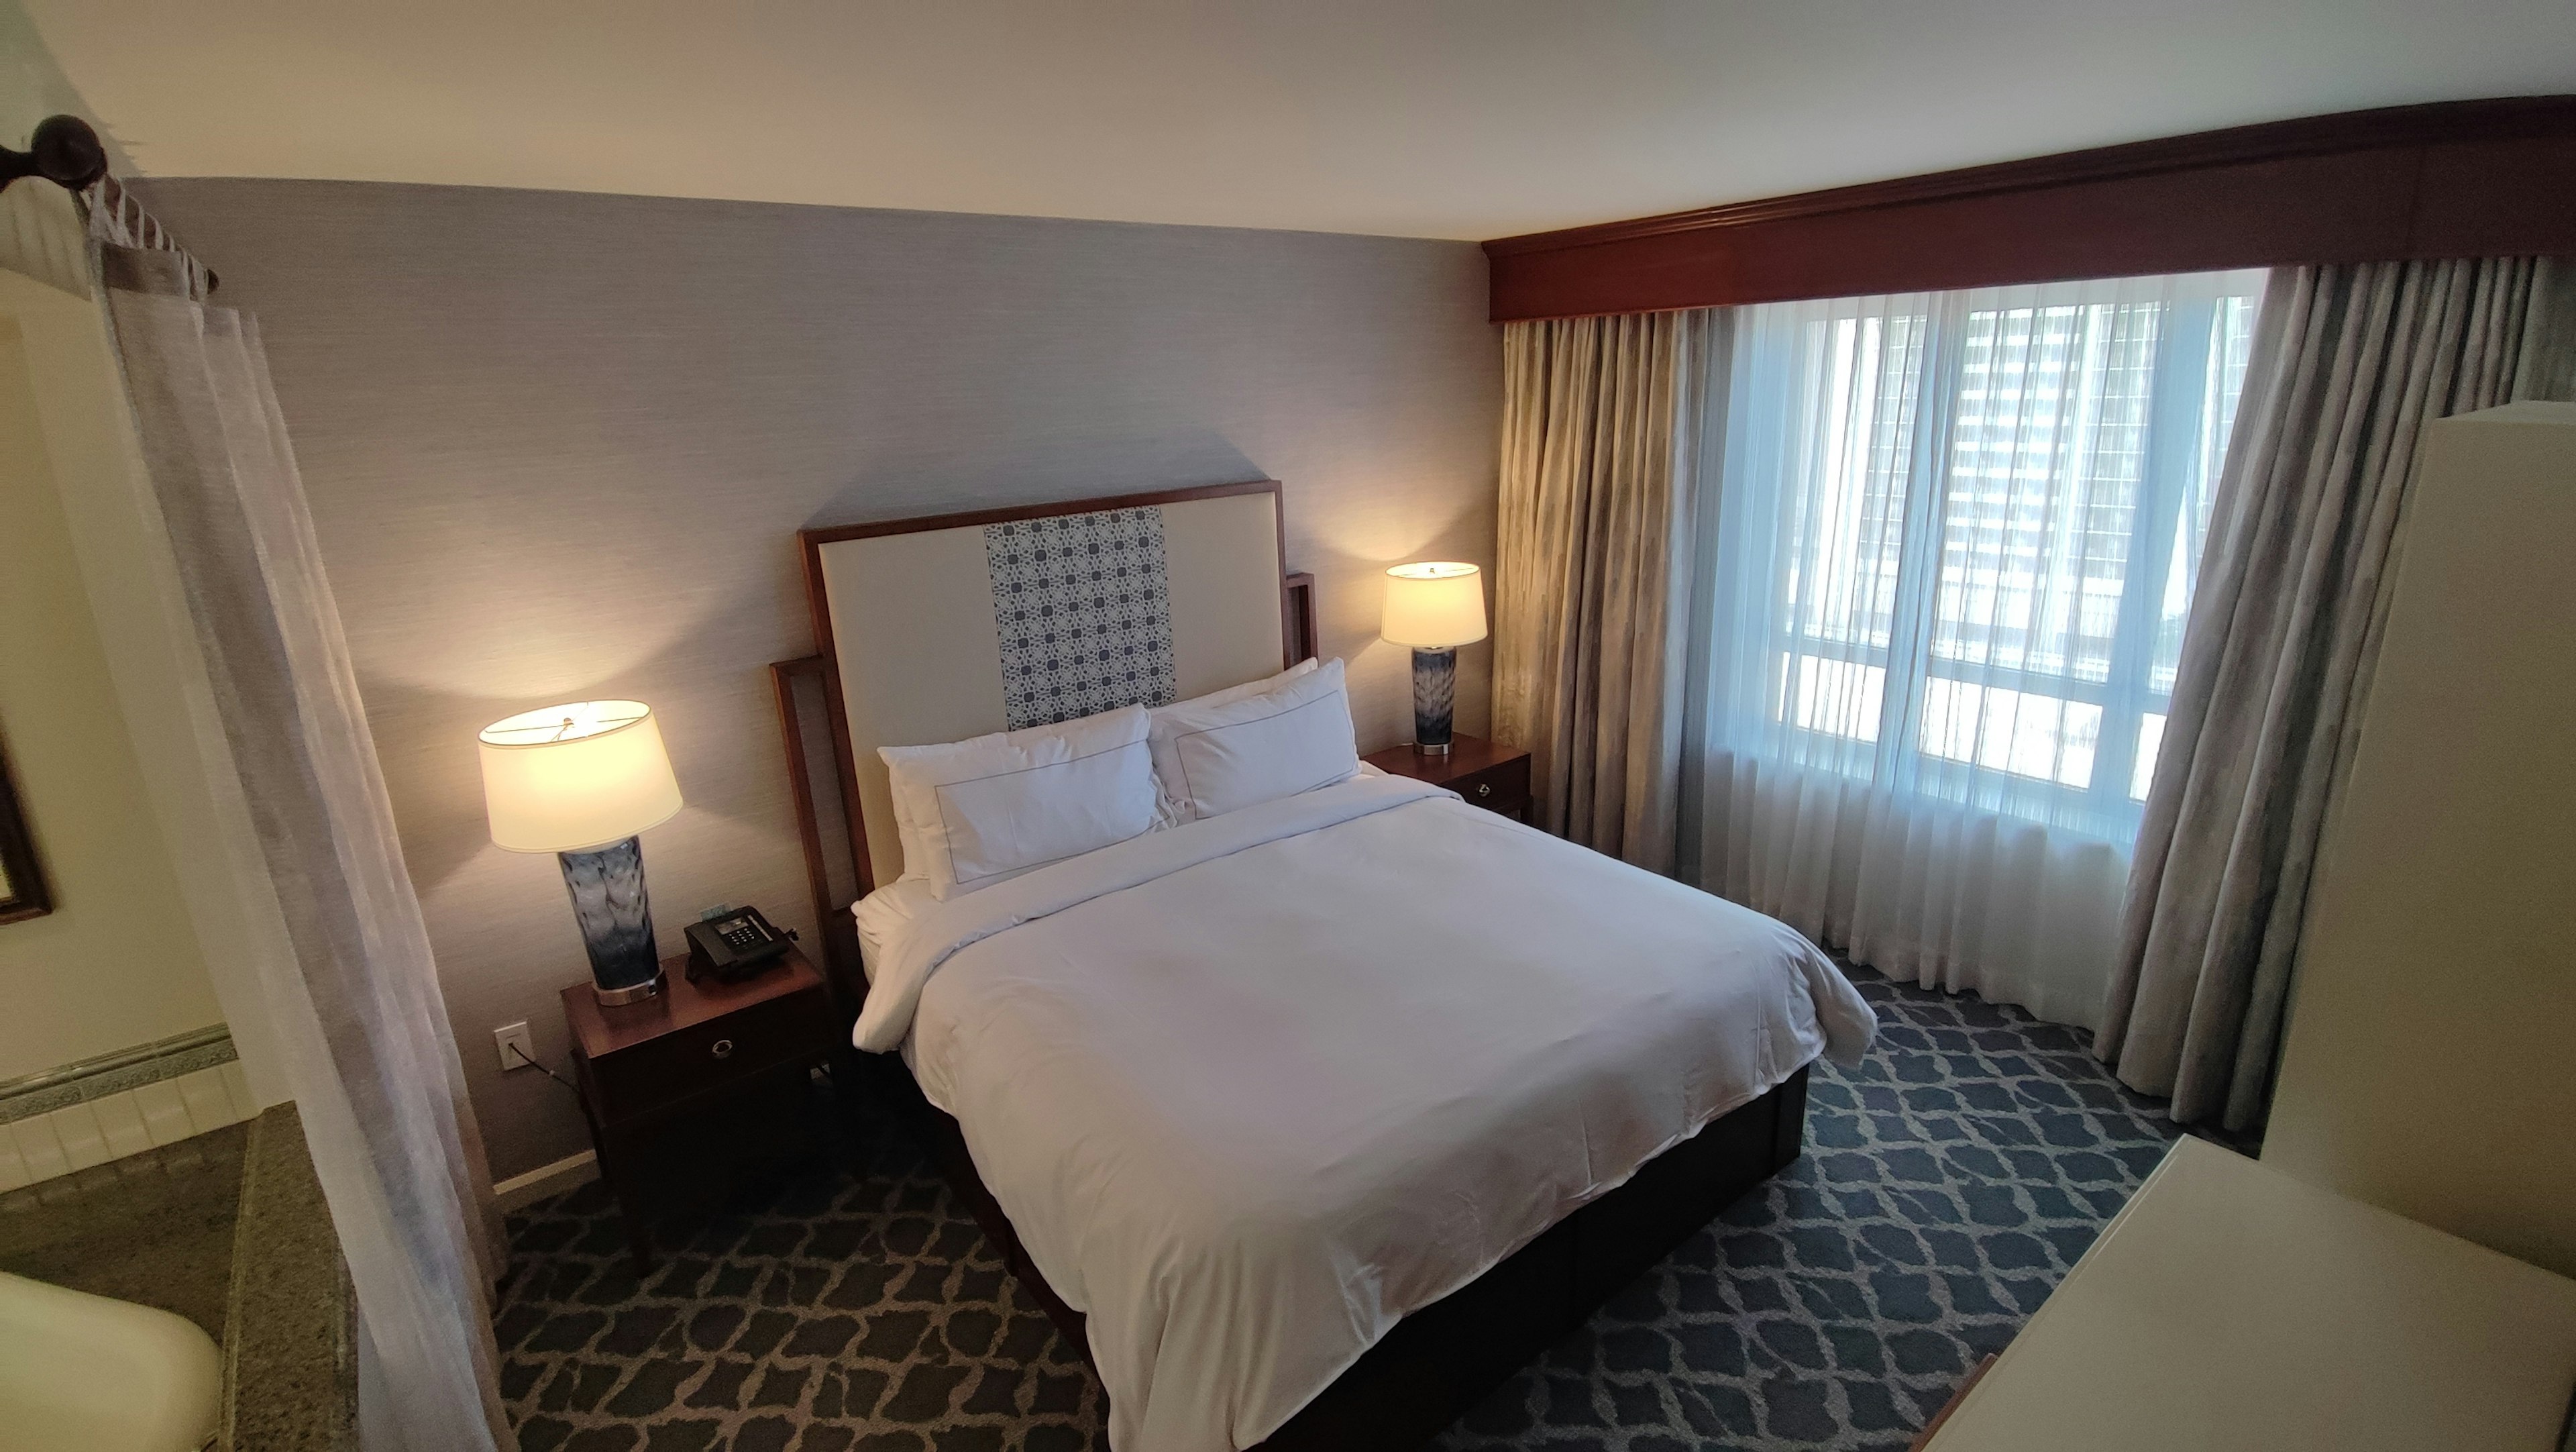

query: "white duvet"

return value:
[855, 774, 1876, 1452]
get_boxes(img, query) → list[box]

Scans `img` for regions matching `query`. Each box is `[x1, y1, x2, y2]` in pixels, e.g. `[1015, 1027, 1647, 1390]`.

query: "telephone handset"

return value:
[683, 904, 796, 983]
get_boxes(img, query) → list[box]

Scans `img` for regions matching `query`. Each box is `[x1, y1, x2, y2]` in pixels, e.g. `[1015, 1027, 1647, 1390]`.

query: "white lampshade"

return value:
[1381, 562, 1489, 649]
[478, 701, 683, 853]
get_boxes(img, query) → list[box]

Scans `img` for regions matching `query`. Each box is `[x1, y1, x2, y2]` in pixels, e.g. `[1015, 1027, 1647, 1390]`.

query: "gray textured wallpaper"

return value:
[139, 179, 1500, 1180]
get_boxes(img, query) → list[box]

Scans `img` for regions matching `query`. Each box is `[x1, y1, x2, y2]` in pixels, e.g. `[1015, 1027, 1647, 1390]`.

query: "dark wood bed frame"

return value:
[773, 481, 1813, 1449]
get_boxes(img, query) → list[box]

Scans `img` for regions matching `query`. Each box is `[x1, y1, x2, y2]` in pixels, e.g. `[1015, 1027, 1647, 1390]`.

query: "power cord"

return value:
[504, 1041, 582, 1096]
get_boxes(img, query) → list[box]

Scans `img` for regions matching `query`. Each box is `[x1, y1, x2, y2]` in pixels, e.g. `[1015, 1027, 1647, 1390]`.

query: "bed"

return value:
[772, 480, 1875, 1452]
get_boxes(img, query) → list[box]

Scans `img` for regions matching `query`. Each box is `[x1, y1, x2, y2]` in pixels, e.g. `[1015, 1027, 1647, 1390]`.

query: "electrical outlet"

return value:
[494, 1021, 537, 1073]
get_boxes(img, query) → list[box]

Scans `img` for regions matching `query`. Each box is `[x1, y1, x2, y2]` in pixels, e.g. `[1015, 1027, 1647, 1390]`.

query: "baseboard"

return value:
[493, 1149, 598, 1212]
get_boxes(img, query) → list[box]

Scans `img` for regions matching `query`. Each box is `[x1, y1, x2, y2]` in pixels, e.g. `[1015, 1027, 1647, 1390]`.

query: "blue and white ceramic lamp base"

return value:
[1411, 647, 1457, 754]
[559, 835, 663, 1004]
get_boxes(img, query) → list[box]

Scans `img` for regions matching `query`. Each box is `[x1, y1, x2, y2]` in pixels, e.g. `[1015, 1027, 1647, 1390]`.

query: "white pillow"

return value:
[1148, 658, 1360, 823]
[879, 705, 1157, 900]
[1169, 656, 1318, 715]
[880, 701, 1153, 878]
[1146, 658, 1319, 827]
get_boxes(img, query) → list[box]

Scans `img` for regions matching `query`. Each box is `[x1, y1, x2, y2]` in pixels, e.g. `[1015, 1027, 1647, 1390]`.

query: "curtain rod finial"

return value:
[0, 115, 109, 197]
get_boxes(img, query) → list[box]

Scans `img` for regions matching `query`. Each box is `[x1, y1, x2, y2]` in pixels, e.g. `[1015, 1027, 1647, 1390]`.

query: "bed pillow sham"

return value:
[879, 704, 1157, 900]
[1146, 658, 1318, 827]
[1148, 657, 1359, 823]
[1167, 656, 1318, 715]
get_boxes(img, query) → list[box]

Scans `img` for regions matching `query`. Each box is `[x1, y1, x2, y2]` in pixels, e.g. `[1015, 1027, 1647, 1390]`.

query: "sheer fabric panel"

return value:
[1684, 272, 2265, 1028]
[96, 244, 511, 1451]
[1697, 754, 2131, 1029]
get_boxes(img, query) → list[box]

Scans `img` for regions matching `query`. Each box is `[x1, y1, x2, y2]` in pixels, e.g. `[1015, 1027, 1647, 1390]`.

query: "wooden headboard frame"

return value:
[772, 480, 1317, 989]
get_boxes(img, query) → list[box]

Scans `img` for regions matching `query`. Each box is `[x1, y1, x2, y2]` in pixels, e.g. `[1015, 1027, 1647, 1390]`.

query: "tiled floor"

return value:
[497, 970, 2182, 1451]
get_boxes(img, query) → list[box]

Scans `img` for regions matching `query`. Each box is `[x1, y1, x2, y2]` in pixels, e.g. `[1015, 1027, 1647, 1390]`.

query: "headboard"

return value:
[781, 482, 1316, 980]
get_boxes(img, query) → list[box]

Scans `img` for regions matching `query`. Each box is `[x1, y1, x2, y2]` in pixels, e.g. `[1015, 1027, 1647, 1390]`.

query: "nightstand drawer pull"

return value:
[1477, 782, 1492, 796]
[710, 1038, 735, 1059]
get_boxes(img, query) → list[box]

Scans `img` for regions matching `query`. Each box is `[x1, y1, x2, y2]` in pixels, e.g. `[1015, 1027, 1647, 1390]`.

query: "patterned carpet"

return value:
[497, 970, 2180, 1451]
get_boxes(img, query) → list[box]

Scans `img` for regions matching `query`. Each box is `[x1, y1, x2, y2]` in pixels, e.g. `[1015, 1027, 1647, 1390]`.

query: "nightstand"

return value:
[559, 944, 838, 1269]
[1363, 733, 1533, 821]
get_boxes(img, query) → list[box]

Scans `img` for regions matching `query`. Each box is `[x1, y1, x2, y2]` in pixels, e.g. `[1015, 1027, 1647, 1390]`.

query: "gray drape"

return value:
[1491, 312, 1705, 869]
[2098, 256, 2573, 1131]
[96, 243, 511, 1449]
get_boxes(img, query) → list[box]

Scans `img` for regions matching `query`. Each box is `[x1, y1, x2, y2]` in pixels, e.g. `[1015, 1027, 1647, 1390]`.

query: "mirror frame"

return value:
[0, 729, 52, 925]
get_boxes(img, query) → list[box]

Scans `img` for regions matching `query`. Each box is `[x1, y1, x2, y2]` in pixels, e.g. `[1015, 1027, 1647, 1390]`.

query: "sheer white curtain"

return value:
[1680, 270, 2265, 1027]
[94, 240, 511, 1449]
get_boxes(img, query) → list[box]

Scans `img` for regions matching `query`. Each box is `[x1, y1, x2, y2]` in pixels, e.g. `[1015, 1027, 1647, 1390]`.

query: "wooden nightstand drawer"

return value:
[564, 949, 837, 1123]
[1360, 734, 1536, 823]
[584, 984, 830, 1119]
[1448, 754, 1531, 817]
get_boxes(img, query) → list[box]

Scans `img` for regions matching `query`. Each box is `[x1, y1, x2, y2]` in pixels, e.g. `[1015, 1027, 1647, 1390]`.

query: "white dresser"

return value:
[1922, 1136, 2576, 1451]
[2264, 402, 2576, 1278]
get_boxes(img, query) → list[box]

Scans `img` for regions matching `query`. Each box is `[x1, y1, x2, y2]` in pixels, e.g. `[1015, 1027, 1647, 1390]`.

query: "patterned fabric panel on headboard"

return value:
[986, 507, 1179, 729]
[811, 484, 1286, 889]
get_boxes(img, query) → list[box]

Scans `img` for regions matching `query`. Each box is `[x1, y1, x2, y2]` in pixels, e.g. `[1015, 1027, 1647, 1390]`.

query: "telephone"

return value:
[684, 904, 796, 984]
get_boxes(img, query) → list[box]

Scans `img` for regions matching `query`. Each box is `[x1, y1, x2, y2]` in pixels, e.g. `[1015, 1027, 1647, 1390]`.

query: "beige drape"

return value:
[1492, 313, 1703, 869]
[2099, 256, 2573, 1131]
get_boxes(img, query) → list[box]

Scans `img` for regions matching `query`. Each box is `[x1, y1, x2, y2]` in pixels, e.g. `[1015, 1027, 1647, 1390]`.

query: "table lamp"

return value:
[1381, 562, 1488, 754]
[479, 701, 684, 1004]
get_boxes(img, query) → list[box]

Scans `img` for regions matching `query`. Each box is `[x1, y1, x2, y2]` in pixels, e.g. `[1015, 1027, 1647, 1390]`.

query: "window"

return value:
[1703, 270, 2263, 842]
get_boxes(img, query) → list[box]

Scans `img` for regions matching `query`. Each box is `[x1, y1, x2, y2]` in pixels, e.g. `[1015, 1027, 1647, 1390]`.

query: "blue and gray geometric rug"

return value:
[496, 970, 2180, 1451]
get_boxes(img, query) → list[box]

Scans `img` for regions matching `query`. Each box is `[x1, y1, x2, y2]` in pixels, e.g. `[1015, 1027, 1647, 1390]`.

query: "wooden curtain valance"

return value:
[1485, 95, 2576, 321]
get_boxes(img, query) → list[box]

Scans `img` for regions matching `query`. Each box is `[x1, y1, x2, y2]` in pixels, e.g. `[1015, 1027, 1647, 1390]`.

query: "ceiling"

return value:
[27, 0, 2576, 241]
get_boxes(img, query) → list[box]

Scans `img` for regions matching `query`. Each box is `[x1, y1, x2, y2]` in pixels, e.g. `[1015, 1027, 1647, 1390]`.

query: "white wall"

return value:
[138, 178, 1503, 1179]
[0, 6, 237, 1085]
[0, 293, 227, 1079]
[0, 0, 106, 148]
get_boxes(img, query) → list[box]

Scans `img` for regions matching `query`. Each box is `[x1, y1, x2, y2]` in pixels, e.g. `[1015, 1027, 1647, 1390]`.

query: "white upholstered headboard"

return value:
[796, 480, 1309, 896]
